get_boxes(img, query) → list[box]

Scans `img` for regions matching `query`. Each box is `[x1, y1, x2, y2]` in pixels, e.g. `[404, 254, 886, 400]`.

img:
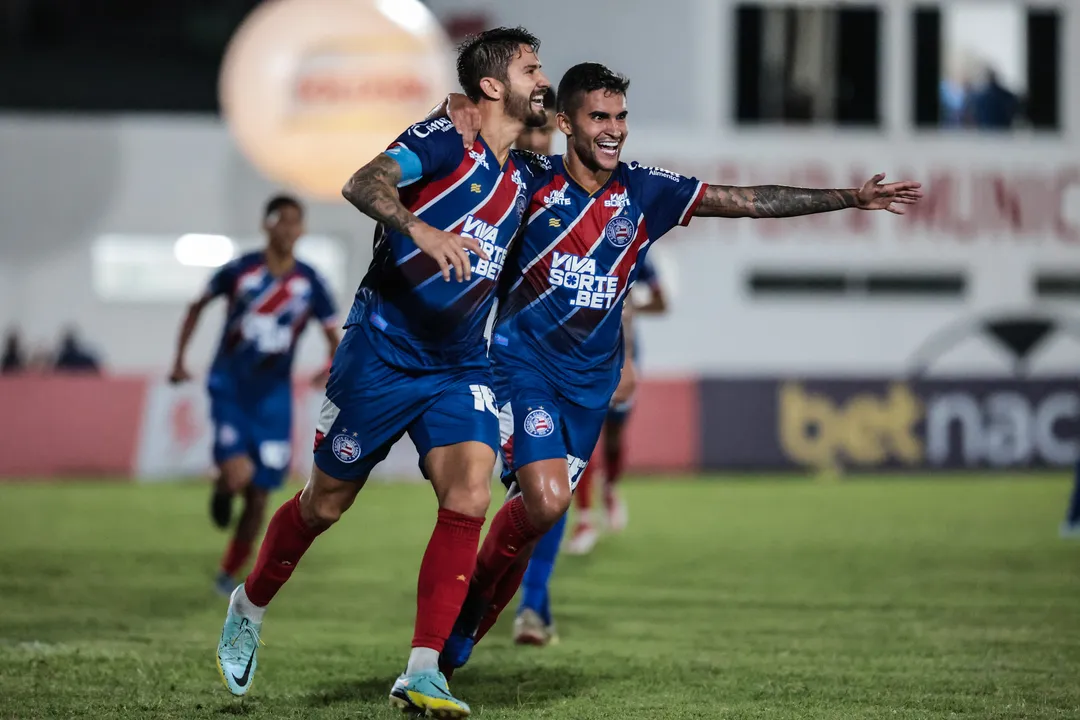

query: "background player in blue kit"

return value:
[213, 28, 551, 718]
[438, 62, 923, 673]
[168, 195, 340, 596]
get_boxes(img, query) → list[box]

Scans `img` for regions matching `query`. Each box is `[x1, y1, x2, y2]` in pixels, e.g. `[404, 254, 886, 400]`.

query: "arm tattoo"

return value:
[341, 154, 421, 236]
[696, 184, 859, 219]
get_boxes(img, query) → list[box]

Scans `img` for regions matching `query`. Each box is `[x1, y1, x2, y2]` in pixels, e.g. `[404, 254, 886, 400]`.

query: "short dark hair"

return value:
[556, 62, 630, 115]
[264, 194, 302, 220]
[457, 26, 541, 102]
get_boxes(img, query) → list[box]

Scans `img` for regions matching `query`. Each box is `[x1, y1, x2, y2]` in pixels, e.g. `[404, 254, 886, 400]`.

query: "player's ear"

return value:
[556, 111, 573, 137]
[477, 76, 504, 102]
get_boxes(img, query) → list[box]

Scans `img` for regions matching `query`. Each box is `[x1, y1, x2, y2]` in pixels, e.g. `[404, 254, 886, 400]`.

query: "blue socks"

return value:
[518, 512, 568, 626]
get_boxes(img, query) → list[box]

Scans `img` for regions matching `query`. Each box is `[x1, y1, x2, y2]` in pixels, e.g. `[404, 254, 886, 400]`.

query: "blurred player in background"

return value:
[565, 254, 667, 556]
[169, 195, 340, 596]
[213, 28, 551, 718]
[437, 62, 923, 676]
[1063, 466, 1080, 538]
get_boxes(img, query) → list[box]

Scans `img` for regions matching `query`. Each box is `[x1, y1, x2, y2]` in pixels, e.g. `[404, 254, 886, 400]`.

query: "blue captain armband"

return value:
[385, 143, 424, 187]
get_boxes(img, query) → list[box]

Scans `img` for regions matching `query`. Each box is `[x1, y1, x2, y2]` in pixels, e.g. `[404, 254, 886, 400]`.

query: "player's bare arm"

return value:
[169, 295, 212, 383]
[342, 154, 488, 282]
[311, 324, 340, 388]
[342, 154, 423, 236]
[612, 306, 637, 405]
[695, 173, 923, 219]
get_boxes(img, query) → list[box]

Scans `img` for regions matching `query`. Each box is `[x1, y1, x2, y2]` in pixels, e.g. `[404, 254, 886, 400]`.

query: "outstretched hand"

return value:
[446, 93, 482, 149]
[856, 173, 924, 214]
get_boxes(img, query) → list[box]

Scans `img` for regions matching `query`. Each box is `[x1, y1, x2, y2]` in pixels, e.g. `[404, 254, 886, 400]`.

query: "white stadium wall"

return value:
[1, 0, 1078, 377]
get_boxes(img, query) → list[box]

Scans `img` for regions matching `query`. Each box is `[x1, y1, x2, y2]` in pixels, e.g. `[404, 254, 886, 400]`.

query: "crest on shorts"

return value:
[332, 433, 361, 463]
[523, 408, 554, 438]
[604, 215, 636, 247]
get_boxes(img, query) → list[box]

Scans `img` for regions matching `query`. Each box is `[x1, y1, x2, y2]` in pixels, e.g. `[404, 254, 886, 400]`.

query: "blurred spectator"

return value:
[2, 328, 25, 374]
[940, 54, 1020, 130]
[940, 53, 978, 128]
[54, 327, 102, 374]
[968, 67, 1019, 129]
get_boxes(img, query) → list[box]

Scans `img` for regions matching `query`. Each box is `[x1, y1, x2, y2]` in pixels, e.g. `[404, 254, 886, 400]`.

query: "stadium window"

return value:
[733, 3, 881, 126]
[747, 270, 967, 299]
[1034, 273, 1080, 299]
[912, 3, 1060, 131]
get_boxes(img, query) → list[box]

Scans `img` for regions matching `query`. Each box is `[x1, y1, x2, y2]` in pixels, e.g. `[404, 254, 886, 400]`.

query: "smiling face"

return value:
[500, 44, 552, 128]
[560, 88, 629, 173]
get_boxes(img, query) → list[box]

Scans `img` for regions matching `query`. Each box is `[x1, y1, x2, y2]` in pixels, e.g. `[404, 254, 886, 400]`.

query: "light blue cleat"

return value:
[389, 669, 471, 718]
[216, 587, 263, 696]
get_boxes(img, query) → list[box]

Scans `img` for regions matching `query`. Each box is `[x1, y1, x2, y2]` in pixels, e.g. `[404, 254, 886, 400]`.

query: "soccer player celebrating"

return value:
[437, 62, 923, 673]
[213, 28, 551, 718]
[169, 195, 339, 596]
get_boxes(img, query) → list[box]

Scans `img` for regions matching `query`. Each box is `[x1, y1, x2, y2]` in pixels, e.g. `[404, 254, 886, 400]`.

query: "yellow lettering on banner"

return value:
[778, 383, 924, 471]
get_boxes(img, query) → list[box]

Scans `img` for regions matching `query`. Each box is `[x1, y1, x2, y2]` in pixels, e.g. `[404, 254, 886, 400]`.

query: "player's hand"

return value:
[168, 364, 192, 384]
[612, 362, 637, 405]
[855, 173, 924, 214]
[446, 93, 481, 149]
[410, 223, 489, 282]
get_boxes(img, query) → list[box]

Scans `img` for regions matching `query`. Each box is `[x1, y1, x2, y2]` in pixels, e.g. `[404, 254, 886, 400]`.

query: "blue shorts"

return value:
[493, 360, 606, 492]
[313, 325, 500, 482]
[208, 378, 292, 491]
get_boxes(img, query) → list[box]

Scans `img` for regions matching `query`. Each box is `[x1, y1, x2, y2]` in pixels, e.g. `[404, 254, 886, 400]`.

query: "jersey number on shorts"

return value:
[242, 314, 292, 354]
[469, 384, 498, 417]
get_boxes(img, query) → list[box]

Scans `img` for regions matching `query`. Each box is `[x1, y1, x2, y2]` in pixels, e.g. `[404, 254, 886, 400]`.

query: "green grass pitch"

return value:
[1, 475, 1078, 719]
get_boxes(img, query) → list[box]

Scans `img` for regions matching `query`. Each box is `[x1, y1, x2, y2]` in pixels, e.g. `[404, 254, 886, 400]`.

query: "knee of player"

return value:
[442, 477, 491, 517]
[299, 490, 347, 530]
[222, 457, 255, 491]
[529, 490, 571, 531]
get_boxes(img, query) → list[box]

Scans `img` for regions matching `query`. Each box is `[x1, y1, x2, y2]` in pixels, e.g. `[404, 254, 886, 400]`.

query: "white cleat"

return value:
[606, 492, 628, 533]
[565, 523, 599, 555]
[513, 608, 557, 646]
[1060, 522, 1080, 539]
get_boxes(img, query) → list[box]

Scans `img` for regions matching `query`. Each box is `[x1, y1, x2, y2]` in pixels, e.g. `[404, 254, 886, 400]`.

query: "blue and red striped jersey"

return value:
[492, 157, 706, 408]
[345, 117, 545, 370]
[205, 251, 337, 384]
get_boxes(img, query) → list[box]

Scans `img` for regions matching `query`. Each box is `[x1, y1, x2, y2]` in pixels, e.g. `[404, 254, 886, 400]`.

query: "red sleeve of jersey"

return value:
[678, 182, 708, 226]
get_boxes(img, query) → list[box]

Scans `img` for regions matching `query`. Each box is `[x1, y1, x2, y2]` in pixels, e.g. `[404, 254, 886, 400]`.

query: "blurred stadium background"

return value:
[1, 1, 1078, 718]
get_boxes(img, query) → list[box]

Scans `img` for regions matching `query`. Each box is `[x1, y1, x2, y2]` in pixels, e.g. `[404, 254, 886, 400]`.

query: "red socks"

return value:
[244, 492, 321, 607]
[473, 495, 543, 593]
[605, 443, 625, 490]
[575, 461, 596, 513]
[220, 538, 253, 577]
[412, 509, 484, 651]
[475, 543, 534, 642]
